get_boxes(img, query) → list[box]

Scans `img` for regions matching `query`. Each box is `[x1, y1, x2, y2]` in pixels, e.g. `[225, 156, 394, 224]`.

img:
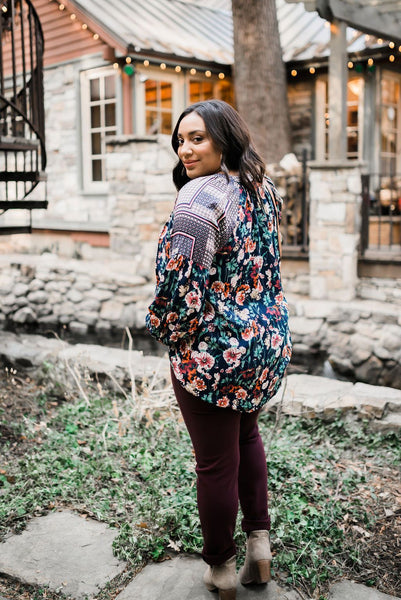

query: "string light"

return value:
[190, 68, 197, 75]
[389, 41, 395, 49]
[93, 33, 99, 40]
[291, 69, 297, 76]
[368, 58, 374, 66]
[348, 61, 354, 69]
[113, 63, 119, 70]
[160, 63, 166, 70]
[309, 67, 315, 74]
[175, 65, 181, 72]
[377, 38, 383, 45]
[389, 55, 395, 62]
[143, 60, 149, 67]
[58, 3, 65, 9]
[125, 57, 132, 64]
[218, 72, 225, 79]
[70, 13, 76, 19]
[82, 23, 88, 29]
[205, 70, 212, 77]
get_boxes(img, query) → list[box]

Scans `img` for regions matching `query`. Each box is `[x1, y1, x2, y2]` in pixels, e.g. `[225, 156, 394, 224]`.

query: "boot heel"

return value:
[219, 589, 236, 600]
[256, 559, 271, 583]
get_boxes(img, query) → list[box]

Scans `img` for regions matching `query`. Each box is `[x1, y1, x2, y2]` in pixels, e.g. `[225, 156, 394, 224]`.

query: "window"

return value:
[135, 68, 181, 136]
[145, 79, 173, 134]
[81, 67, 120, 191]
[381, 71, 401, 175]
[189, 78, 234, 106]
[316, 75, 363, 160]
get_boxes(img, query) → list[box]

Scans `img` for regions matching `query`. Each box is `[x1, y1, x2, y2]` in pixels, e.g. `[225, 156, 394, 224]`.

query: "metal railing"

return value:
[0, 0, 47, 234]
[274, 149, 309, 255]
[361, 173, 401, 255]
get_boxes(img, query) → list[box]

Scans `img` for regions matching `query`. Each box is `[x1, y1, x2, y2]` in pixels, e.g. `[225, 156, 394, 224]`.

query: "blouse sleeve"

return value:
[146, 176, 232, 346]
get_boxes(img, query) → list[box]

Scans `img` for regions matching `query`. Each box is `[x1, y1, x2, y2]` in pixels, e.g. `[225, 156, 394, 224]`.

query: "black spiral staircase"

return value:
[0, 0, 47, 235]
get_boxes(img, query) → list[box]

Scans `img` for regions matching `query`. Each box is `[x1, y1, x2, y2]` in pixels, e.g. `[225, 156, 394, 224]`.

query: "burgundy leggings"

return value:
[171, 371, 270, 566]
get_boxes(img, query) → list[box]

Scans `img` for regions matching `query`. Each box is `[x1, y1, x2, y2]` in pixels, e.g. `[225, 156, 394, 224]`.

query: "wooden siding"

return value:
[2, 0, 120, 76]
[35, 0, 108, 67]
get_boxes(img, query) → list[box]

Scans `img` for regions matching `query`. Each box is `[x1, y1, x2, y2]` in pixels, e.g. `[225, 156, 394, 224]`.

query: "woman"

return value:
[146, 100, 291, 600]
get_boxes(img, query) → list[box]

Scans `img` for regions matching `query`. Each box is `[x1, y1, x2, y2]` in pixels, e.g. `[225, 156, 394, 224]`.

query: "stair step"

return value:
[0, 136, 40, 152]
[0, 171, 47, 182]
[0, 200, 48, 210]
[0, 225, 32, 235]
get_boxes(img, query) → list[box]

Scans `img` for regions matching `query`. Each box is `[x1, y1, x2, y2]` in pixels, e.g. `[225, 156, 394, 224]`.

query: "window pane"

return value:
[105, 76, 115, 99]
[90, 78, 100, 101]
[161, 112, 172, 134]
[91, 105, 101, 128]
[92, 159, 102, 181]
[145, 80, 158, 107]
[91, 132, 102, 155]
[189, 81, 201, 103]
[160, 82, 172, 109]
[146, 109, 160, 134]
[217, 80, 234, 105]
[105, 102, 116, 127]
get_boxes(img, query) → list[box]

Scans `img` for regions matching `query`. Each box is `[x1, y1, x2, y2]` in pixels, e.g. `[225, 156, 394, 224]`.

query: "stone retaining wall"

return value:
[0, 253, 400, 389]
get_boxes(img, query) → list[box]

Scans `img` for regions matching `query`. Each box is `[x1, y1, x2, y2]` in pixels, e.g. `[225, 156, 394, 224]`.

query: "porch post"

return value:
[328, 19, 347, 160]
[308, 161, 364, 301]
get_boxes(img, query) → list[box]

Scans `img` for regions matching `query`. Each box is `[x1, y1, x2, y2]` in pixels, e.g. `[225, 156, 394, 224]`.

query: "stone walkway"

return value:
[0, 511, 400, 600]
[1, 332, 401, 599]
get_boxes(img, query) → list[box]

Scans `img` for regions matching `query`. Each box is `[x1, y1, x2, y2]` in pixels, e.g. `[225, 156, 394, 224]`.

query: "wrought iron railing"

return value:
[273, 149, 309, 254]
[361, 173, 401, 255]
[0, 0, 47, 234]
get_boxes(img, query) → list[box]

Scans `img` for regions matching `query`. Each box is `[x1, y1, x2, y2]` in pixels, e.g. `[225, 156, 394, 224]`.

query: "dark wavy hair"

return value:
[171, 100, 265, 193]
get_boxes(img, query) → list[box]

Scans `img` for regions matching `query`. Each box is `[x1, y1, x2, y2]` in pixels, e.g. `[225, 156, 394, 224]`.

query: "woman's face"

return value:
[177, 112, 222, 179]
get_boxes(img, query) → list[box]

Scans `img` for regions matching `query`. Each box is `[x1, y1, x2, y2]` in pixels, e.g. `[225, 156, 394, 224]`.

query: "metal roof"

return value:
[68, 0, 399, 66]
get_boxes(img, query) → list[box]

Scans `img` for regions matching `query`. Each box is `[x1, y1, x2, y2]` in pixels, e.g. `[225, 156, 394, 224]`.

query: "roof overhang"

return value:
[286, 0, 401, 42]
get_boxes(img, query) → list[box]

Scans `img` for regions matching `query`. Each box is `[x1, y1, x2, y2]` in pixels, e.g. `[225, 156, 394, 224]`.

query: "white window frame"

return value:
[315, 74, 364, 161]
[80, 66, 122, 193]
[380, 70, 401, 175]
[134, 66, 183, 136]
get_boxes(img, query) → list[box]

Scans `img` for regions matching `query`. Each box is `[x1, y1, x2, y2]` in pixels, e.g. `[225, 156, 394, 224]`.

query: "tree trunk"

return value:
[232, 0, 291, 163]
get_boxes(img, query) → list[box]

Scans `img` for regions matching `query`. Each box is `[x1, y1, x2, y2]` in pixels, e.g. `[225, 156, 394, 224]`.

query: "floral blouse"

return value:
[146, 172, 292, 412]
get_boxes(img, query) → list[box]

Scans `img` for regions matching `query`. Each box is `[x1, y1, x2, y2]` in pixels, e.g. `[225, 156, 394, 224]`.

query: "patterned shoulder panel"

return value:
[172, 174, 239, 269]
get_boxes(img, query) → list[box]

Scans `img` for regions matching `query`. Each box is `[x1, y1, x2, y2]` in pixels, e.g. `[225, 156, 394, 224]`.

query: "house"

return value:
[1, 0, 400, 268]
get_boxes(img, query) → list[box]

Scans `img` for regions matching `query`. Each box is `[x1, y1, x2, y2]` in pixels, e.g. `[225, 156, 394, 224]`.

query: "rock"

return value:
[13, 282, 29, 297]
[13, 307, 37, 324]
[100, 300, 124, 322]
[371, 413, 401, 433]
[76, 311, 98, 326]
[66, 289, 83, 303]
[28, 278, 45, 291]
[115, 555, 307, 600]
[27, 290, 48, 304]
[355, 355, 383, 385]
[87, 288, 114, 301]
[0, 511, 126, 600]
[329, 579, 400, 600]
[69, 321, 89, 336]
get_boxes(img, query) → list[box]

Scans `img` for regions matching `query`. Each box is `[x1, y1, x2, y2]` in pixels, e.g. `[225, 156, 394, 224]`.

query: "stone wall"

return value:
[0, 253, 400, 389]
[106, 135, 176, 275]
[0, 254, 153, 341]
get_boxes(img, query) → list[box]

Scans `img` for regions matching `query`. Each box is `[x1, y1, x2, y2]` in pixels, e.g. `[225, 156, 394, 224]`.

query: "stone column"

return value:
[106, 134, 176, 277]
[308, 161, 364, 301]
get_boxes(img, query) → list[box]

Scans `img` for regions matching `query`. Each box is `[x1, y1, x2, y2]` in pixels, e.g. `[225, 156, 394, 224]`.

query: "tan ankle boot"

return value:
[203, 555, 237, 599]
[239, 530, 272, 585]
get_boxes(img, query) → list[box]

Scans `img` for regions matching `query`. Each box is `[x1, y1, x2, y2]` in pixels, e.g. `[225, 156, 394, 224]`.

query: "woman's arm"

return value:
[146, 175, 236, 346]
